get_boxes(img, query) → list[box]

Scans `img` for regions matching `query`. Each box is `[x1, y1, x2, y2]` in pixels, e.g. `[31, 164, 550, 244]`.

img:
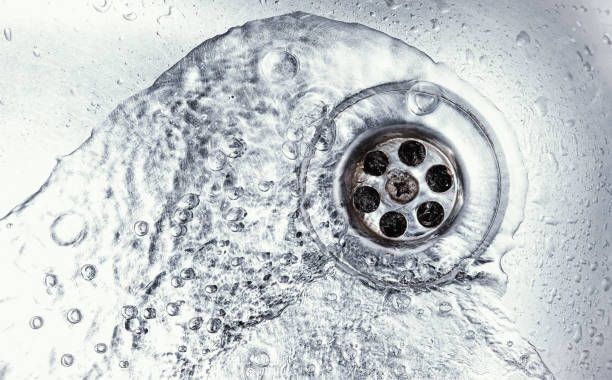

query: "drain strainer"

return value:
[300, 80, 523, 290]
[344, 130, 462, 245]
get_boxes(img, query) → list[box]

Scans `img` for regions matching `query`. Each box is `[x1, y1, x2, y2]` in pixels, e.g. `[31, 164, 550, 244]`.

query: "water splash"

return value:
[0, 12, 548, 379]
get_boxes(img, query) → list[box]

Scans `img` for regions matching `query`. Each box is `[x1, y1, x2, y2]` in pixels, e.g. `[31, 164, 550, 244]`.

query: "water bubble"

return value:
[248, 349, 270, 367]
[387, 293, 412, 313]
[50, 212, 87, 246]
[281, 141, 299, 160]
[171, 276, 184, 288]
[178, 345, 187, 353]
[44, 273, 58, 287]
[258, 180, 274, 192]
[29, 316, 44, 329]
[259, 50, 299, 82]
[227, 186, 244, 200]
[143, 307, 157, 319]
[60, 354, 74, 367]
[516, 30, 531, 46]
[407, 82, 441, 116]
[119, 360, 129, 368]
[122, 305, 138, 318]
[94, 343, 107, 353]
[173, 208, 193, 224]
[166, 302, 180, 316]
[602, 277, 611, 292]
[80, 264, 97, 281]
[66, 308, 83, 324]
[180, 267, 196, 280]
[3, 27, 12, 41]
[133, 220, 149, 236]
[169, 224, 187, 237]
[604, 34, 612, 45]
[223, 207, 247, 222]
[207, 318, 222, 333]
[438, 301, 453, 314]
[207, 150, 227, 171]
[188, 316, 203, 330]
[177, 193, 200, 209]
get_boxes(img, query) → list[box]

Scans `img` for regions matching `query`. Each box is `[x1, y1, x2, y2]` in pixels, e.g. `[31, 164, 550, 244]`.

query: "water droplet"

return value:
[604, 34, 612, 45]
[387, 293, 412, 313]
[3, 27, 12, 41]
[223, 207, 247, 222]
[80, 264, 97, 281]
[207, 150, 226, 171]
[188, 316, 203, 330]
[516, 30, 531, 46]
[169, 224, 187, 237]
[205, 284, 218, 293]
[50, 212, 87, 246]
[171, 276, 184, 288]
[227, 186, 244, 200]
[143, 307, 156, 319]
[92, 0, 112, 13]
[166, 302, 180, 316]
[180, 267, 196, 280]
[177, 193, 200, 209]
[123, 12, 137, 21]
[258, 180, 274, 192]
[125, 317, 142, 333]
[281, 141, 299, 160]
[534, 96, 549, 116]
[94, 343, 107, 353]
[44, 273, 58, 287]
[29, 316, 44, 329]
[207, 317, 222, 333]
[66, 308, 83, 324]
[407, 82, 441, 116]
[438, 301, 453, 314]
[119, 360, 129, 368]
[259, 50, 299, 82]
[60, 354, 74, 367]
[133, 220, 149, 236]
[602, 277, 611, 292]
[173, 208, 193, 224]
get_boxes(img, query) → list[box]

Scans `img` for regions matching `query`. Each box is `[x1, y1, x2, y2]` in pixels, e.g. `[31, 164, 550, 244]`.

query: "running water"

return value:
[0, 12, 551, 379]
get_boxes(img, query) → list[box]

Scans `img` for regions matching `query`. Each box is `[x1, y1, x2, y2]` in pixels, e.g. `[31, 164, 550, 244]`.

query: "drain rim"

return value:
[299, 79, 515, 290]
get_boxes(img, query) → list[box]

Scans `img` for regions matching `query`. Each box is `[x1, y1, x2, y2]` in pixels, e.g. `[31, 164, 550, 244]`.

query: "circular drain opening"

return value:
[300, 79, 524, 289]
[344, 131, 462, 245]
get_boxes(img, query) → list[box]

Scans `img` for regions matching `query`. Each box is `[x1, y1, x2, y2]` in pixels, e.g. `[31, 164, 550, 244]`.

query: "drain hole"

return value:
[385, 170, 419, 204]
[363, 151, 388, 176]
[379, 211, 407, 237]
[426, 165, 453, 192]
[398, 140, 426, 166]
[417, 201, 444, 228]
[353, 186, 380, 213]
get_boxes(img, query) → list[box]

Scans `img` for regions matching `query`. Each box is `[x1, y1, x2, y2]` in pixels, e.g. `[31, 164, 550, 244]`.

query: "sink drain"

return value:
[345, 132, 462, 245]
[300, 79, 525, 290]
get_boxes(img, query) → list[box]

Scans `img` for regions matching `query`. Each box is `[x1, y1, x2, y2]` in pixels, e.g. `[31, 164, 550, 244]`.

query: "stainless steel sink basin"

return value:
[0, 1, 610, 378]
